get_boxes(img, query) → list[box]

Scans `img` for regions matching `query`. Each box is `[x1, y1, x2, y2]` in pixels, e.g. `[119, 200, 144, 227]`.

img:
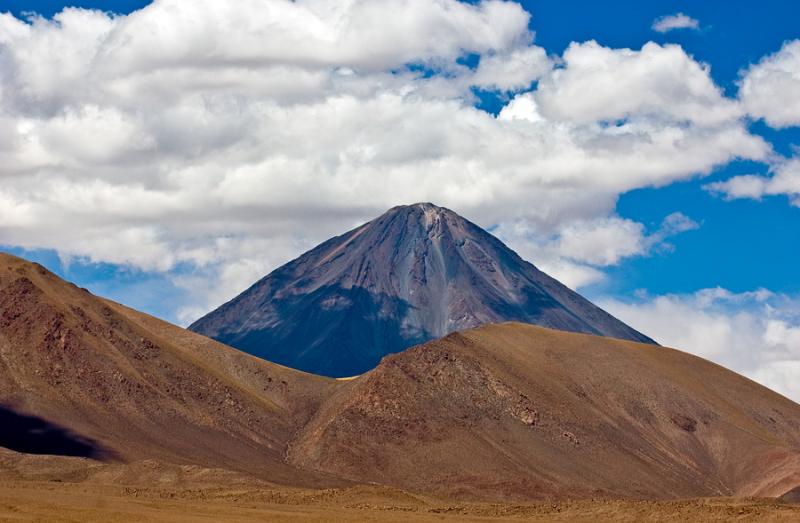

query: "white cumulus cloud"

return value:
[494, 212, 699, 290]
[705, 157, 800, 206]
[534, 41, 740, 126]
[652, 13, 700, 33]
[739, 39, 800, 128]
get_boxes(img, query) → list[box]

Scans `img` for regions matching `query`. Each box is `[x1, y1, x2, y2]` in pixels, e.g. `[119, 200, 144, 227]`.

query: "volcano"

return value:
[190, 203, 654, 376]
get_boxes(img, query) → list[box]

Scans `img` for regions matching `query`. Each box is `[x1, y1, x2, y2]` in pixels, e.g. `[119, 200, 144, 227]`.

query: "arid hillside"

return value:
[288, 323, 800, 500]
[1, 251, 799, 505]
[0, 253, 338, 487]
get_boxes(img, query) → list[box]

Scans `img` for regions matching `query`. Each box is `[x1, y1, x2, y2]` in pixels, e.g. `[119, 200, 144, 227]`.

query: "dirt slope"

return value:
[288, 323, 800, 500]
[0, 253, 338, 487]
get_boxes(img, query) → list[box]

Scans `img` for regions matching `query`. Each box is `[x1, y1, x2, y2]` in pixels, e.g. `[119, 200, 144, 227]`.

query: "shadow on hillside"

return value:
[205, 284, 432, 377]
[0, 405, 113, 460]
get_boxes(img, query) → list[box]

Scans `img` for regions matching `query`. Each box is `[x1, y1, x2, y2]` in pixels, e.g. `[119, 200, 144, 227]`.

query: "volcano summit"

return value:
[190, 203, 653, 376]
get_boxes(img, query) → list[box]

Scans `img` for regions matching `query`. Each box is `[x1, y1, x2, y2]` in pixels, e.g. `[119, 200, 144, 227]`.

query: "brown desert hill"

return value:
[2, 251, 800, 505]
[0, 252, 339, 487]
[287, 323, 800, 501]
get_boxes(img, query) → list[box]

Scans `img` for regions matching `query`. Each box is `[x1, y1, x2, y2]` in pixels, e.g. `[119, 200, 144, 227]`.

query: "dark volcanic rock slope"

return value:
[190, 203, 654, 376]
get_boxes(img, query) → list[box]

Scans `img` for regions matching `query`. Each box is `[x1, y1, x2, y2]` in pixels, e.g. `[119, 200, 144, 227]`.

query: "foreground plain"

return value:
[2, 449, 797, 522]
[0, 480, 799, 522]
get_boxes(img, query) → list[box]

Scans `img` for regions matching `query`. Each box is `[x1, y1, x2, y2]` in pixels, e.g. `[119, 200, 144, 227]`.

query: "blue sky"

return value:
[2, 1, 799, 397]
[518, 0, 800, 300]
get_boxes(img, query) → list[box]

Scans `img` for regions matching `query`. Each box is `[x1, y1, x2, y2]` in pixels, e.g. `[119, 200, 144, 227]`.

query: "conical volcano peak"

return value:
[381, 202, 462, 231]
[388, 201, 448, 213]
[190, 204, 655, 376]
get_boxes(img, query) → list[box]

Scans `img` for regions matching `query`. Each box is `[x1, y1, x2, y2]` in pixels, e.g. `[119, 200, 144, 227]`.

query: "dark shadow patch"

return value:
[670, 413, 698, 433]
[195, 277, 652, 378]
[781, 486, 800, 504]
[201, 285, 430, 378]
[0, 405, 114, 460]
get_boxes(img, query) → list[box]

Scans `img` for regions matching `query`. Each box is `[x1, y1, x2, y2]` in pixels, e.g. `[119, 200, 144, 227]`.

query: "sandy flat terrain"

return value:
[0, 480, 799, 522]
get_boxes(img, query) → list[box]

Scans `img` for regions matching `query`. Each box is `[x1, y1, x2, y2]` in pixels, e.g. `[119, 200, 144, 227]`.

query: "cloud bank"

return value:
[0, 0, 772, 318]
